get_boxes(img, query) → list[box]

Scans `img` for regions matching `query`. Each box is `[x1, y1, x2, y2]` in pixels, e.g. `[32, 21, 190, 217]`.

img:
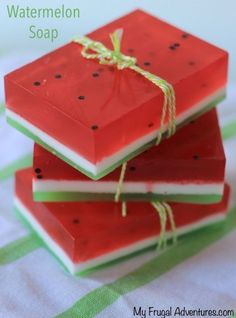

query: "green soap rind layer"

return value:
[7, 93, 225, 180]
[7, 116, 159, 180]
[78, 217, 226, 276]
[14, 204, 226, 276]
[33, 191, 222, 204]
[14, 205, 159, 274]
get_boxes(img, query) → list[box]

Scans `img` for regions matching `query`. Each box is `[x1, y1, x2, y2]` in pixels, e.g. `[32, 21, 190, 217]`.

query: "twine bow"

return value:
[74, 29, 136, 69]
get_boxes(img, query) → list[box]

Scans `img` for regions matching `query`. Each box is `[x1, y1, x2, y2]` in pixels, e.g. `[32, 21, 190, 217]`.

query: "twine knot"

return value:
[74, 29, 137, 70]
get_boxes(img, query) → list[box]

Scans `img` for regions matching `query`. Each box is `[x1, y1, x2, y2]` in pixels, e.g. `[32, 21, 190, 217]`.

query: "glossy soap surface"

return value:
[16, 168, 229, 264]
[33, 109, 225, 183]
[6, 10, 228, 165]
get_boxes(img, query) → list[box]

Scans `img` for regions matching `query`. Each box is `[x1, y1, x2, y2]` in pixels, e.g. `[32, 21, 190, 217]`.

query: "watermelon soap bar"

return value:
[15, 168, 230, 275]
[5, 10, 228, 180]
[33, 109, 226, 204]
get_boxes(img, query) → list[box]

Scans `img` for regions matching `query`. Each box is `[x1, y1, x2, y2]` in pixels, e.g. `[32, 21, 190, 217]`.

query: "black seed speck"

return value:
[78, 95, 85, 100]
[182, 33, 189, 39]
[37, 175, 43, 179]
[35, 168, 41, 174]
[169, 45, 176, 51]
[55, 74, 62, 79]
[33, 81, 41, 86]
[174, 43, 180, 47]
[129, 166, 136, 171]
[148, 122, 154, 127]
[193, 155, 199, 160]
[92, 72, 99, 77]
[91, 125, 98, 130]
[144, 61, 151, 66]
[73, 219, 80, 224]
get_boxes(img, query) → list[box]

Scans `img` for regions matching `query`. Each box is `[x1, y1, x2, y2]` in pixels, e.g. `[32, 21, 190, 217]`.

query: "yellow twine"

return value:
[151, 201, 168, 250]
[121, 201, 127, 217]
[151, 201, 177, 249]
[73, 29, 177, 217]
[114, 162, 127, 217]
[114, 162, 127, 202]
[162, 202, 177, 244]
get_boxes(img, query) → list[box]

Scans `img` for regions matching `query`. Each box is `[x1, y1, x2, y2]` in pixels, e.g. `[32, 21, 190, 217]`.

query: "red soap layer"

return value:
[34, 109, 225, 183]
[6, 10, 228, 165]
[16, 168, 230, 263]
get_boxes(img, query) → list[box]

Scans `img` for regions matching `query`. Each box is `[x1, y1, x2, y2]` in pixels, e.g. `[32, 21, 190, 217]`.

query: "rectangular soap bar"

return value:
[33, 109, 225, 204]
[15, 168, 230, 275]
[5, 10, 228, 180]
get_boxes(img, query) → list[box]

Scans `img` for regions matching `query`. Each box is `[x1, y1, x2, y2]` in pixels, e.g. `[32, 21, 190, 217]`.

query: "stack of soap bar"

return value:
[6, 9, 229, 275]
[5, 10, 228, 180]
[15, 168, 230, 274]
[33, 109, 225, 204]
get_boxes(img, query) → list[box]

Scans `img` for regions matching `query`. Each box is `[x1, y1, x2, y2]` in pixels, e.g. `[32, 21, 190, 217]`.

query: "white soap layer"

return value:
[7, 86, 225, 176]
[33, 179, 224, 195]
[15, 196, 226, 274]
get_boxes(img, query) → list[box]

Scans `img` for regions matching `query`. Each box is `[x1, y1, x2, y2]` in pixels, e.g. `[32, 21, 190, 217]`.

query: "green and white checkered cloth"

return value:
[0, 54, 236, 318]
